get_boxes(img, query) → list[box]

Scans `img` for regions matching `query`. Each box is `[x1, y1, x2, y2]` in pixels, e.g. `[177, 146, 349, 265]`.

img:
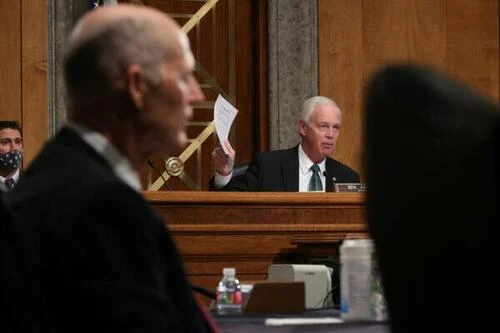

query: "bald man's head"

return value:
[62, 4, 204, 163]
[63, 4, 182, 114]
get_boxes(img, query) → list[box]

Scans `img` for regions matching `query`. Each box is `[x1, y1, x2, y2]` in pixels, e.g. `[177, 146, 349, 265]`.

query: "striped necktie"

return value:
[308, 164, 323, 191]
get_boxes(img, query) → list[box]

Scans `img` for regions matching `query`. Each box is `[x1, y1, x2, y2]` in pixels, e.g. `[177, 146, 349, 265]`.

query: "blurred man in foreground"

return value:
[210, 96, 359, 192]
[0, 121, 23, 191]
[4, 4, 210, 332]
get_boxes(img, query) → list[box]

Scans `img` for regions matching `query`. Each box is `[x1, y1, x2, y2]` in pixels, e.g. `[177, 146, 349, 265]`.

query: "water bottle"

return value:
[340, 238, 388, 321]
[216, 267, 242, 314]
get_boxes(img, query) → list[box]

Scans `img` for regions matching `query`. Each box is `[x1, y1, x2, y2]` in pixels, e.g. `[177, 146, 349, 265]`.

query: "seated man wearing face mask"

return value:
[0, 121, 23, 191]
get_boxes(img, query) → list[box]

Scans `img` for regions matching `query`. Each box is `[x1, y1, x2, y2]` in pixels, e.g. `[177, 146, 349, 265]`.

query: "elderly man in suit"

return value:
[210, 96, 359, 191]
[4, 4, 214, 333]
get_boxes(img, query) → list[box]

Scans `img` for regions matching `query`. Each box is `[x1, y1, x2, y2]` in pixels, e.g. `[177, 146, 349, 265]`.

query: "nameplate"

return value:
[334, 183, 367, 193]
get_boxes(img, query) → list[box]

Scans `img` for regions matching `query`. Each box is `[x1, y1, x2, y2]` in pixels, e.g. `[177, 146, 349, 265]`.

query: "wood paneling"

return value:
[256, 0, 268, 151]
[22, 0, 48, 166]
[3, 1, 499, 185]
[318, 0, 364, 179]
[445, 0, 499, 98]
[144, 191, 367, 303]
[0, 0, 47, 168]
[140, 0, 263, 191]
[319, 0, 500, 180]
[0, 1, 22, 122]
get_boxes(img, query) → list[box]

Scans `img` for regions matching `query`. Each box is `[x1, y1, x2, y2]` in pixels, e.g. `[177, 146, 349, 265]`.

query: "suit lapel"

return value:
[281, 146, 299, 191]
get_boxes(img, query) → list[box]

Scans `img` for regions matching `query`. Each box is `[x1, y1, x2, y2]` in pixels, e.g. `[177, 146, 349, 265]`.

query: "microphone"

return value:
[147, 159, 171, 191]
[323, 170, 337, 192]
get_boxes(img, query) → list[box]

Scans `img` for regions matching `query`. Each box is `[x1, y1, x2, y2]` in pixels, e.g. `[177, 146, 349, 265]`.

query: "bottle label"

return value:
[217, 290, 242, 305]
[234, 290, 242, 304]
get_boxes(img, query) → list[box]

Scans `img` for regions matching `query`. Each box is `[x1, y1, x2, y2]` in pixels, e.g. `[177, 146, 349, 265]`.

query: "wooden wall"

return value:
[0, 0, 47, 167]
[1, 1, 499, 182]
[319, 0, 500, 180]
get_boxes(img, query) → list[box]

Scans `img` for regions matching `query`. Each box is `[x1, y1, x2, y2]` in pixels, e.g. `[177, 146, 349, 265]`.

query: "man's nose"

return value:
[189, 77, 205, 103]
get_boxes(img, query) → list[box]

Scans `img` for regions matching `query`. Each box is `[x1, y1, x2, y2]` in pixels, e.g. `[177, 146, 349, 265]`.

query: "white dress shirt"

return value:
[0, 168, 20, 192]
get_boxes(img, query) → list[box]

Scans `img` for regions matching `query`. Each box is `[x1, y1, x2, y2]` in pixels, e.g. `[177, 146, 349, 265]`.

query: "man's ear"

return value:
[126, 64, 147, 110]
[299, 120, 308, 137]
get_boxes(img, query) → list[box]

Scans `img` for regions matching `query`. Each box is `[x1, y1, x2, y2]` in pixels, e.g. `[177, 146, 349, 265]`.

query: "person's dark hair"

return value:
[0, 121, 22, 136]
[364, 64, 500, 333]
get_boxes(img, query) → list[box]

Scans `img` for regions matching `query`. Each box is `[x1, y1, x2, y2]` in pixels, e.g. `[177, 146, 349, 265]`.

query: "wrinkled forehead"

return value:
[313, 103, 342, 121]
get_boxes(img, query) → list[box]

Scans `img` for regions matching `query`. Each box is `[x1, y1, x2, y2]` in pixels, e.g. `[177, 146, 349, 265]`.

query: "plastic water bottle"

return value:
[216, 267, 242, 314]
[340, 239, 388, 321]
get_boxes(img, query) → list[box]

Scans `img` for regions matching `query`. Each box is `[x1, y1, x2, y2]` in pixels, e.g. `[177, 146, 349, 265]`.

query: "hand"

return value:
[212, 140, 235, 176]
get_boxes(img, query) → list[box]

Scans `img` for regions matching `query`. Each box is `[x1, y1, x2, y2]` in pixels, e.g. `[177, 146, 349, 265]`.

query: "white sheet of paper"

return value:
[214, 94, 238, 154]
[265, 317, 343, 326]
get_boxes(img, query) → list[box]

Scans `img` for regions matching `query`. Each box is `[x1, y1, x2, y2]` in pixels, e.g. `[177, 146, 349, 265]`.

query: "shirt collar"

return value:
[0, 168, 20, 182]
[66, 121, 142, 192]
[298, 144, 326, 175]
[0, 168, 20, 191]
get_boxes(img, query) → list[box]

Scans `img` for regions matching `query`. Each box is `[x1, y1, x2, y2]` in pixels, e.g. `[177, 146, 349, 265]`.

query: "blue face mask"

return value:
[0, 150, 23, 170]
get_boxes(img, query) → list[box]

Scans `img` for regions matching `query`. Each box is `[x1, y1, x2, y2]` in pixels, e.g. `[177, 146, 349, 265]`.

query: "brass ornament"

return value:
[165, 157, 184, 177]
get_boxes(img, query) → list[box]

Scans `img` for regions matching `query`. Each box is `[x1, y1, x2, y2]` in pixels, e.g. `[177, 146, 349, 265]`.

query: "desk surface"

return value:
[213, 309, 390, 333]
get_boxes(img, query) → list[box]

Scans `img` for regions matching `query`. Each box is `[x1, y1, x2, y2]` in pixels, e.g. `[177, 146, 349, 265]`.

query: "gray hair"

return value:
[300, 96, 341, 124]
[63, 17, 171, 108]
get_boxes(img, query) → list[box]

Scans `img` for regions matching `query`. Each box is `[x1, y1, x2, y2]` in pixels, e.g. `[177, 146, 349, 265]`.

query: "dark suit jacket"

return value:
[4, 128, 207, 333]
[1, 192, 47, 333]
[210, 145, 359, 191]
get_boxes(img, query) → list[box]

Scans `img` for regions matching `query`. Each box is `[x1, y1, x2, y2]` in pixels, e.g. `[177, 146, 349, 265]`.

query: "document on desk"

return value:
[265, 317, 343, 326]
[214, 94, 238, 155]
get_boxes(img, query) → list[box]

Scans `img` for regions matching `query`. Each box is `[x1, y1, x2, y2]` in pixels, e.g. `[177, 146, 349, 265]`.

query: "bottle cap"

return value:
[223, 267, 236, 276]
[340, 238, 374, 256]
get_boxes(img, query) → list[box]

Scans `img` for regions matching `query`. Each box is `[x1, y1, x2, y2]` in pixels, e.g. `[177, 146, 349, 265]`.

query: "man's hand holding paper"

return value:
[212, 140, 235, 176]
[214, 94, 238, 155]
[213, 95, 238, 176]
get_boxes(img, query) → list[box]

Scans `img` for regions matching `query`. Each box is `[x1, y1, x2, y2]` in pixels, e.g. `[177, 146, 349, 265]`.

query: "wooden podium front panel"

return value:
[143, 191, 367, 301]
